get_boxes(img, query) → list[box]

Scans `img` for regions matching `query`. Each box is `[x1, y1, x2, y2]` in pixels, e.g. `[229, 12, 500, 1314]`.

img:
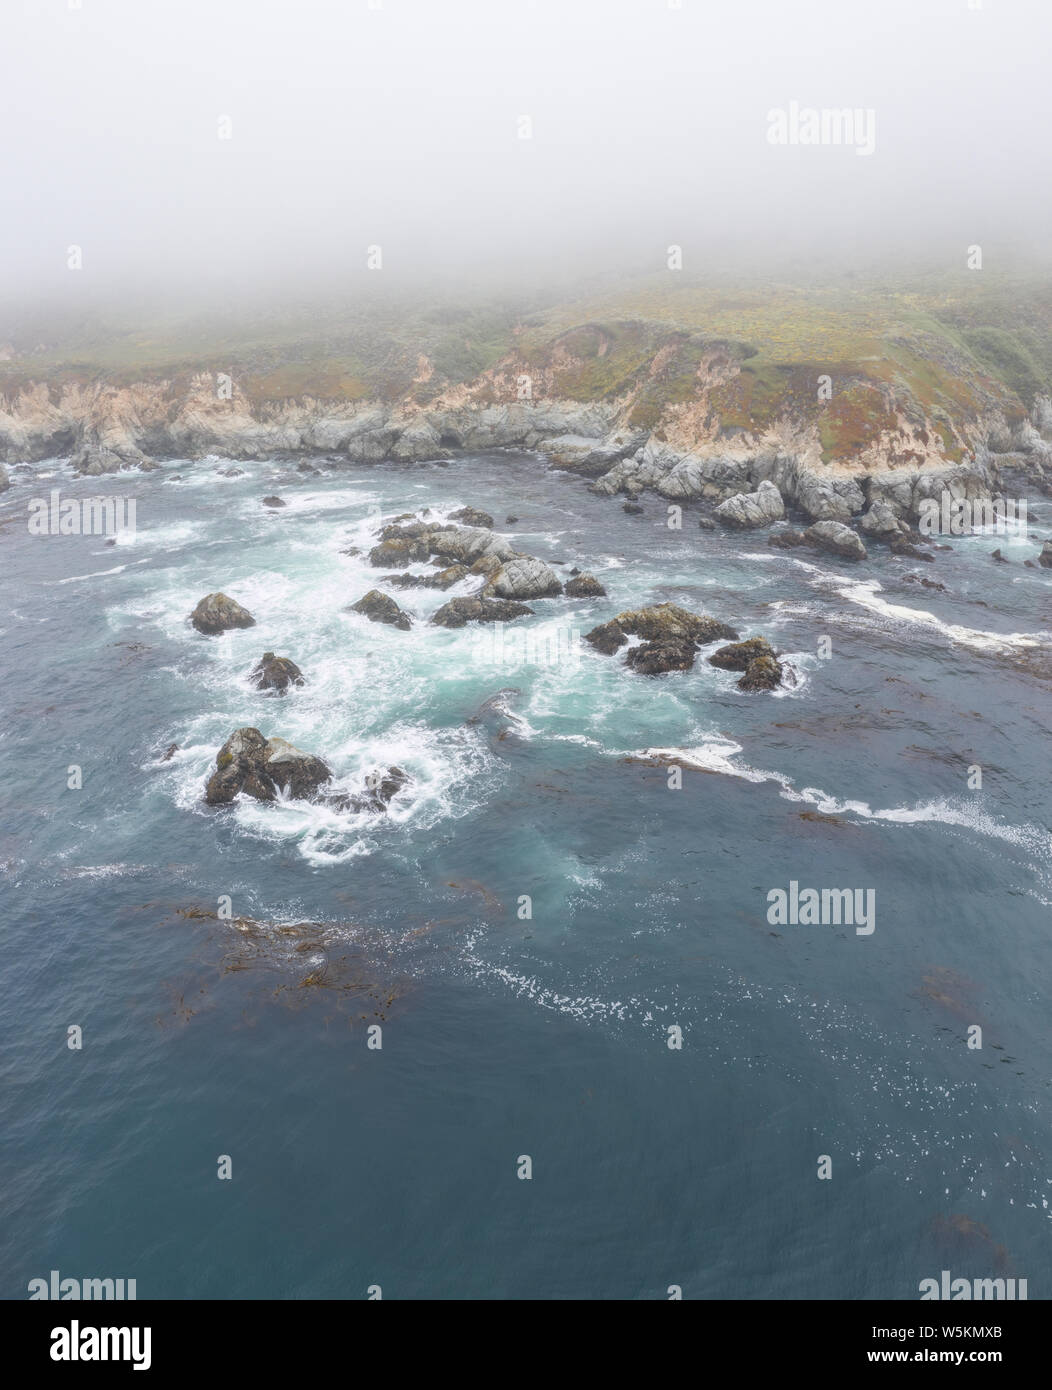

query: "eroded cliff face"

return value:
[2, 352, 1050, 524]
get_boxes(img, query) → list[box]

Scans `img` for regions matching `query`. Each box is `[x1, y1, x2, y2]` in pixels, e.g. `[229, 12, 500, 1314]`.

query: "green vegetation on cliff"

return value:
[3, 266, 1049, 464]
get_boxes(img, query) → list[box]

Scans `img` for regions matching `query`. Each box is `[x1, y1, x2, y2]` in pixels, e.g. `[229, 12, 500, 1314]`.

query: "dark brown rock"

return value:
[204, 727, 331, 806]
[738, 654, 783, 691]
[349, 589, 413, 630]
[708, 637, 775, 671]
[624, 638, 698, 675]
[251, 651, 305, 692]
[190, 592, 256, 635]
[564, 573, 607, 598]
[430, 596, 533, 628]
[449, 506, 494, 528]
[583, 620, 628, 654]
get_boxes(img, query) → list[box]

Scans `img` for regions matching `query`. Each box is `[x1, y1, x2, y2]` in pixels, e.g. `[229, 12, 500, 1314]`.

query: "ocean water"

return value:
[2, 451, 1051, 1300]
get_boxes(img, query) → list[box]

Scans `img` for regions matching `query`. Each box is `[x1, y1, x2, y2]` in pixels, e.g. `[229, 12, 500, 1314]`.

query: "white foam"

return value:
[631, 740, 1052, 861]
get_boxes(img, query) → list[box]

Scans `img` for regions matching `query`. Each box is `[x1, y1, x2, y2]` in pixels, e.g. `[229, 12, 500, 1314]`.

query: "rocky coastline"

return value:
[2, 371, 1051, 538]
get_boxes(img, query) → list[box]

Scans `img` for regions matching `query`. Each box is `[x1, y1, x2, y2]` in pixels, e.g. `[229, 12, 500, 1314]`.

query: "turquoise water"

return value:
[2, 450, 1051, 1299]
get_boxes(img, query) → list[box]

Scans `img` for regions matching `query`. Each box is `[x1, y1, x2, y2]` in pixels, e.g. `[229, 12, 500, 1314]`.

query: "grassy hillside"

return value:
[2, 269, 1049, 463]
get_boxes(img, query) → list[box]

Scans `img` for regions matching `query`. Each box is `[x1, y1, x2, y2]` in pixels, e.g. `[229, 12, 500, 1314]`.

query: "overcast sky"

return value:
[1, 0, 1049, 312]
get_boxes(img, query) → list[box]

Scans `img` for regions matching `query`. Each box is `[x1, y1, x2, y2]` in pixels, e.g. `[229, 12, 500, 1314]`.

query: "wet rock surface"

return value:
[190, 592, 256, 635]
[204, 727, 332, 806]
[348, 589, 413, 630]
[251, 652, 305, 692]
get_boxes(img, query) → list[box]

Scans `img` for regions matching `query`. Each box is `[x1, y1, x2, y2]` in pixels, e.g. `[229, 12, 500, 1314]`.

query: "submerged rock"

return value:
[204, 727, 331, 805]
[190, 592, 256, 635]
[889, 535, 934, 561]
[262, 495, 286, 508]
[430, 596, 533, 628]
[564, 573, 607, 598]
[251, 651, 305, 692]
[767, 529, 808, 550]
[804, 521, 868, 560]
[623, 502, 644, 514]
[1038, 541, 1052, 568]
[903, 574, 948, 592]
[349, 589, 413, 630]
[715, 480, 785, 528]
[326, 765, 411, 814]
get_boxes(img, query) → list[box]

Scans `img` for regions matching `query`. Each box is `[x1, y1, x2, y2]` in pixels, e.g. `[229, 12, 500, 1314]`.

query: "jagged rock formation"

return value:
[715, 480, 785, 528]
[564, 573, 606, 597]
[204, 727, 331, 805]
[585, 603, 739, 674]
[190, 592, 256, 635]
[348, 589, 413, 630]
[707, 636, 785, 691]
[3, 291, 1048, 532]
[803, 521, 868, 561]
[251, 652, 305, 692]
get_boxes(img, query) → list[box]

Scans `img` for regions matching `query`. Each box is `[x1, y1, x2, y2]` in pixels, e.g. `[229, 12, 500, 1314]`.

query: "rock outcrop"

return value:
[587, 603, 738, 649]
[715, 480, 785, 528]
[326, 766, 411, 814]
[204, 727, 331, 805]
[564, 573, 606, 597]
[707, 637, 775, 671]
[430, 596, 533, 628]
[251, 652, 305, 692]
[348, 589, 413, 630]
[482, 554, 563, 600]
[624, 638, 699, 674]
[803, 521, 868, 561]
[585, 603, 739, 674]
[449, 506, 494, 528]
[708, 636, 784, 691]
[381, 563, 470, 591]
[190, 592, 256, 635]
[738, 654, 784, 691]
